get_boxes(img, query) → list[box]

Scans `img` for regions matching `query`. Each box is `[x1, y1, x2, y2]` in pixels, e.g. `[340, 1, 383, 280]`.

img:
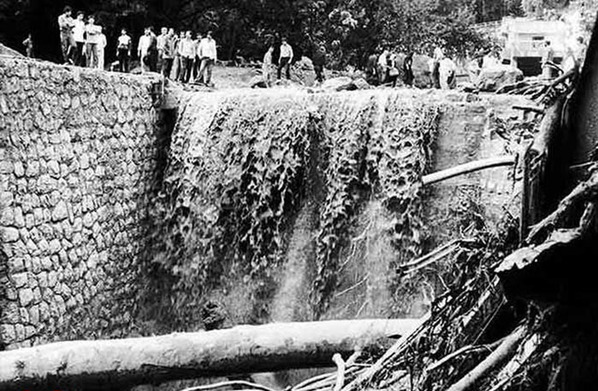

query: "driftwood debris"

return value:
[0, 319, 421, 391]
[445, 326, 527, 391]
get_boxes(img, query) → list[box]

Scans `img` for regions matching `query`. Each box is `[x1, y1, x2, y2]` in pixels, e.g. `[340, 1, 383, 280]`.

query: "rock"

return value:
[3, 227, 20, 242]
[249, 75, 268, 89]
[12, 272, 29, 288]
[476, 65, 524, 92]
[322, 77, 356, 91]
[14, 161, 25, 177]
[0, 325, 17, 344]
[291, 56, 316, 87]
[19, 288, 35, 306]
[25, 161, 39, 177]
[352, 78, 372, 90]
[52, 201, 68, 222]
[0, 207, 14, 225]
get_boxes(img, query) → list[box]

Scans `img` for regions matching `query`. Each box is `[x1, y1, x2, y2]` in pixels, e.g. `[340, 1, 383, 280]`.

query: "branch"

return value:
[526, 169, 598, 242]
[445, 326, 527, 391]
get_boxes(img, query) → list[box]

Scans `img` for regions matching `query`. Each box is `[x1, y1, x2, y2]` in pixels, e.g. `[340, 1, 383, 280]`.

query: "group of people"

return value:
[55, 6, 218, 86]
[58, 7, 108, 69]
[131, 27, 218, 86]
[261, 38, 315, 86]
[367, 46, 458, 90]
[367, 49, 416, 88]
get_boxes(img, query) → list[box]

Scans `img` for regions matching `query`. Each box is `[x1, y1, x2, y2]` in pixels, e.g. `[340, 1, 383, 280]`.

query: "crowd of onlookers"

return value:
[48, 5, 308, 88]
[53, 6, 219, 86]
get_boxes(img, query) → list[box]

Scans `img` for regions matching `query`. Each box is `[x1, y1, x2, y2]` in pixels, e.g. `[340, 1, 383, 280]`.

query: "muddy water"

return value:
[145, 89, 529, 341]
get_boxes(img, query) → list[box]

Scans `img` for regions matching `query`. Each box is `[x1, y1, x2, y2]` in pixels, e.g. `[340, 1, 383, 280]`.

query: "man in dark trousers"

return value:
[278, 37, 293, 80]
[58, 6, 75, 64]
[403, 52, 414, 87]
[313, 45, 326, 83]
[146, 27, 159, 72]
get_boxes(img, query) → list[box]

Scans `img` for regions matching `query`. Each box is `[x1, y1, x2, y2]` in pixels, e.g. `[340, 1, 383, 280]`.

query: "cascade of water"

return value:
[144, 89, 442, 329]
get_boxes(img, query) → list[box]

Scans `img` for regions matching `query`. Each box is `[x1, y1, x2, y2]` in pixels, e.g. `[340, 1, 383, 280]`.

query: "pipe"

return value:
[422, 155, 516, 186]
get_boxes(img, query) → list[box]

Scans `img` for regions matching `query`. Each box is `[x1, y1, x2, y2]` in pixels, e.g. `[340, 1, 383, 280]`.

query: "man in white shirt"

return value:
[72, 11, 86, 66]
[85, 15, 101, 68]
[197, 31, 217, 86]
[277, 37, 293, 80]
[97, 27, 107, 70]
[179, 31, 196, 83]
[117, 28, 132, 73]
[58, 6, 75, 64]
[377, 49, 389, 84]
[138, 28, 151, 73]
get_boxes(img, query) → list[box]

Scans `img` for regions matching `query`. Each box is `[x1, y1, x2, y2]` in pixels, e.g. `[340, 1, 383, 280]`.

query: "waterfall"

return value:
[144, 89, 442, 329]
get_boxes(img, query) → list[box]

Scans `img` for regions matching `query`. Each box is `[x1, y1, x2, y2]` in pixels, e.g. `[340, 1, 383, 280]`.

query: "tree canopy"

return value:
[0, 0, 530, 67]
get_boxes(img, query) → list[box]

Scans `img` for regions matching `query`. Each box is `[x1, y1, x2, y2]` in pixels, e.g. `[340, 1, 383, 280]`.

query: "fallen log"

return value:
[0, 319, 421, 391]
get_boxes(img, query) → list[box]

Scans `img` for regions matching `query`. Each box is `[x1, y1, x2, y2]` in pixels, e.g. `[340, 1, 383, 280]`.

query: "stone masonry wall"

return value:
[0, 57, 161, 349]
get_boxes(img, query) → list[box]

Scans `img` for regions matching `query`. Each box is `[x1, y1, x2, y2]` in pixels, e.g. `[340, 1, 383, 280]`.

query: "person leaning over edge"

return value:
[278, 37, 293, 80]
[198, 31, 217, 86]
[58, 6, 75, 64]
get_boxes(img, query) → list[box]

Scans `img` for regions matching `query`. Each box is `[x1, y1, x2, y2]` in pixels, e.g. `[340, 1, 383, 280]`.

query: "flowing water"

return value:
[143, 88, 447, 329]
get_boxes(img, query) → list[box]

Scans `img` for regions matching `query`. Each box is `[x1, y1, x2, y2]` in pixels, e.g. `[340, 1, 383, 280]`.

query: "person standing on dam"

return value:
[73, 11, 86, 66]
[22, 34, 34, 58]
[85, 15, 101, 68]
[58, 6, 75, 64]
[117, 28, 132, 73]
[263, 45, 274, 86]
[197, 31, 217, 86]
[278, 37, 294, 80]
[179, 30, 196, 83]
[313, 45, 327, 83]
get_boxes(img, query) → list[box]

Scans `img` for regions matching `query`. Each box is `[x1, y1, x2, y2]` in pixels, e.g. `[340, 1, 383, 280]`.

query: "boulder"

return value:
[322, 77, 357, 91]
[291, 56, 316, 87]
[352, 78, 372, 90]
[476, 64, 524, 92]
[321, 76, 371, 91]
[249, 75, 268, 88]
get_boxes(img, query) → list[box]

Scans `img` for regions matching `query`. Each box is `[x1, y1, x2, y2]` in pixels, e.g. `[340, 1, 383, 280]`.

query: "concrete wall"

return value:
[0, 57, 161, 349]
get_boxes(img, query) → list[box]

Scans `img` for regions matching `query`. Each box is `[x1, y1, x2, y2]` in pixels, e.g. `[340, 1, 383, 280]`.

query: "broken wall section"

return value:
[0, 57, 161, 349]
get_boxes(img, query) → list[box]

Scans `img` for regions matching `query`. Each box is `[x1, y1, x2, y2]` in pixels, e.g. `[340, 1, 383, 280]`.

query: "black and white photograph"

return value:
[0, 0, 597, 390]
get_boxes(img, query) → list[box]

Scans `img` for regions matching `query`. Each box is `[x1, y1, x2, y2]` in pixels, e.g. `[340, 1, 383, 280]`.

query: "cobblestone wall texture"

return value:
[0, 57, 161, 349]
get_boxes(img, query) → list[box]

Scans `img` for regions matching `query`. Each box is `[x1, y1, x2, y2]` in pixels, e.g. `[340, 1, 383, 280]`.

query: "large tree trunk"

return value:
[0, 318, 421, 391]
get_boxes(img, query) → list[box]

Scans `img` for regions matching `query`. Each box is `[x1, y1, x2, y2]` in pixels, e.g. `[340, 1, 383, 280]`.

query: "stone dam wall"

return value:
[0, 56, 531, 350]
[0, 56, 162, 349]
